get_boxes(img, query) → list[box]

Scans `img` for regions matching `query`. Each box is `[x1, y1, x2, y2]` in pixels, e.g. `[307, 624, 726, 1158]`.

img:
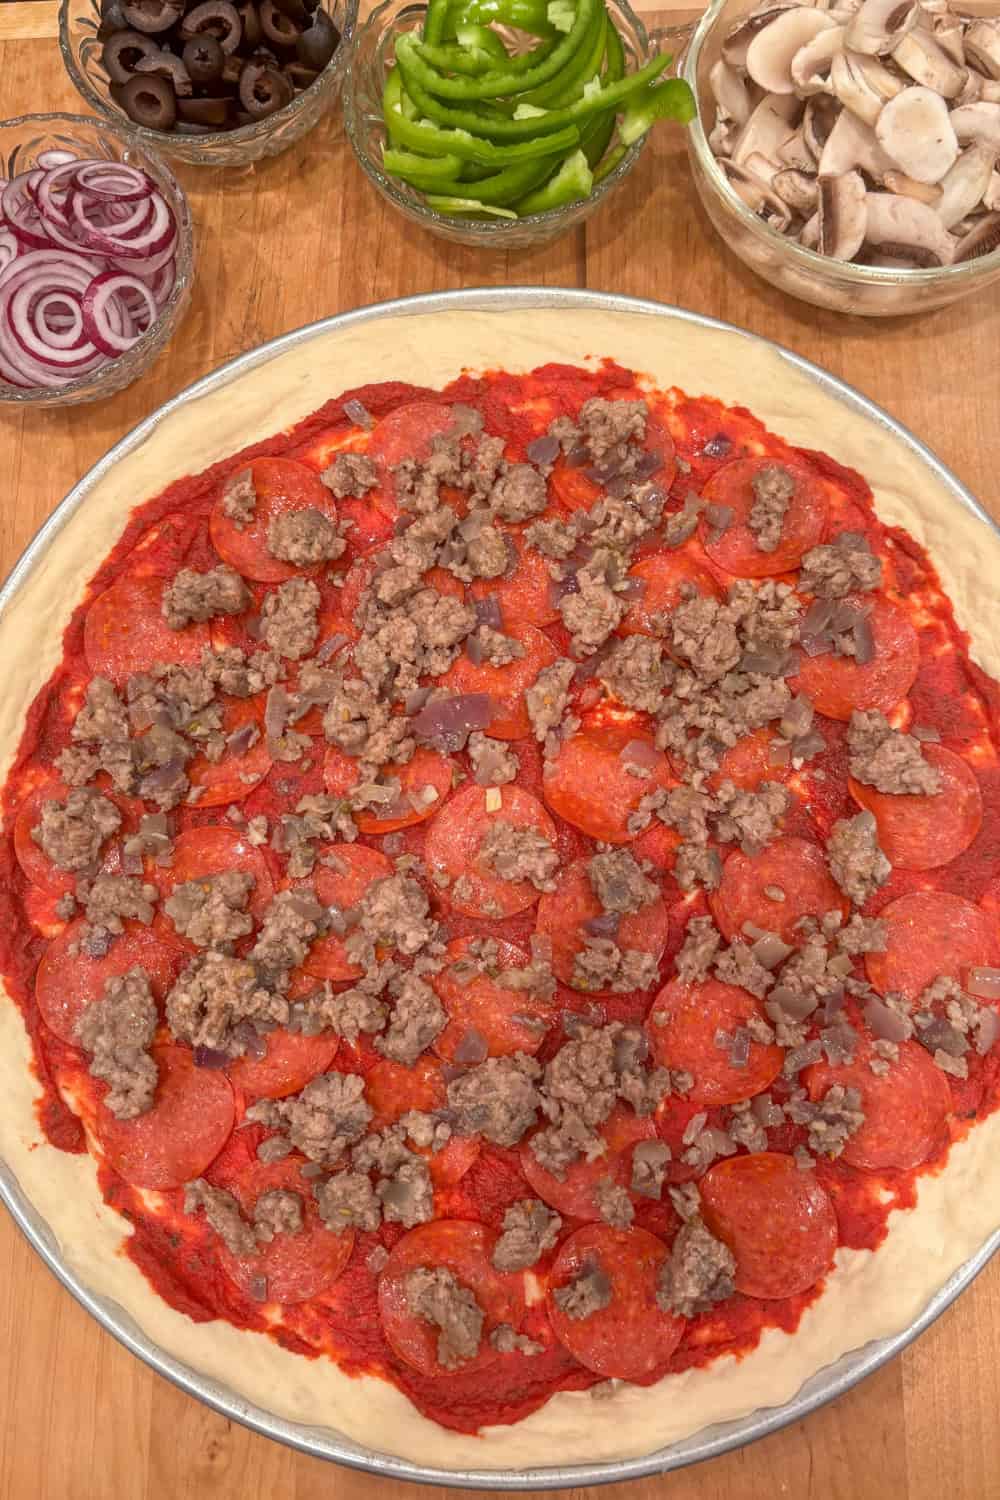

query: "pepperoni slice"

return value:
[432, 937, 555, 1061]
[226, 1027, 339, 1100]
[547, 1224, 684, 1381]
[187, 695, 273, 807]
[84, 571, 210, 684]
[216, 1157, 354, 1305]
[708, 728, 788, 792]
[322, 745, 453, 834]
[543, 727, 675, 844]
[791, 596, 920, 722]
[521, 1105, 656, 1220]
[423, 783, 558, 919]
[699, 457, 828, 578]
[631, 818, 683, 874]
[13, 783, 130, 898]
[334, 555, 466, 642]
[805, 1040, 951, 1171]
[700, 1152, 837, 1300]
[301, 844, 395, 980]
[534, 858, 670, 991]
[470, 530, 557, 628]
[621, 551, 722, 637]
[35, 919, 181, 1045]
[710, 836, 848, 946]
[849, 745, 982, 871]
[154, 827, 274, 949]
[550, 412, 676, 514]
[367, 402, 459, 521]
[378, 1219, 526, 1377]
[209, 458, 340, 584]
[440, 623, 558, 741]
[649, 978, 783, 1105]
[866, 891, 999, 1001]
[97, 1044, 235, 1189]
[366, 1053, 446, 1128]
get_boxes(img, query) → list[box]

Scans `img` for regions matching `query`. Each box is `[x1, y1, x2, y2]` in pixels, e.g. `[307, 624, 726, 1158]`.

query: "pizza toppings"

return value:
[447, 1054, 542, 1147]
[161, 566, 250, 631]
[268, 508, 345, 568]
[747, 463, 794, 554]
[800, 533, 883, 599]
[403, 1266, 485, 1370]
[260, 578, 322, 661]
[166, 952, 286, 1058]
[76, 967, 159, 1120]
[492, 1199, 562, 1272]
[164, 871, 255, 949]
[699, 1153, 837, 1300]
[375, 974, 446, 1066]
[222, 469, 257, 529]
[554, 1262, 613, 1320]
[316, 1170, 382, 1233]
[656, 1188, 736, 1318]
[322, 452, 377, 500]
[827, 811, 891, 907]
[248, 1070, 372, 1164]
[31, 788, 121, 873]
[847, 710, 943, 795]
[467, 732, 518, 787]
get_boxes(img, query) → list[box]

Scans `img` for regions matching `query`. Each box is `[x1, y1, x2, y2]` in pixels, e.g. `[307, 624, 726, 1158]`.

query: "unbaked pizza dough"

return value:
[2, 305, 999, 1472]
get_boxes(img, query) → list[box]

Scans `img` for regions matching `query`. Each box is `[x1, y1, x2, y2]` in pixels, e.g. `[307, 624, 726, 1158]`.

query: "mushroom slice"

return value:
[719, 159, 794, 231]
[930, 15, 966, 69]
[746, 8, 839, 95]
[710, 59, 753, 129]
[965, 21, 1000, 83]
[830, 50, 905, 125]
[845, 0, 919, 57]
[957, 70, 983, 107]
[804, 94, 843, 158]
[722, 2, 801, 69]
[891, 29, 968, 98]
[801, 210, 820, 249]
[790, 25, 846, 95]
[818, 169, 868, 258]
[744, 151, 783, 185]
[773, 167, 820, 212]
[883, 169, 943, 204]
[936, 141, 997, 229]
[949, 102, 1000, 150]
[953, 210, 1000, 263]
[819, 105, 895, 177]
[876, 86, 959, 183]
[862, 191, 956, 263]
[986, 169, 1000, 212]
[778, 126, 820, 170]
[733, 92, 803, 166]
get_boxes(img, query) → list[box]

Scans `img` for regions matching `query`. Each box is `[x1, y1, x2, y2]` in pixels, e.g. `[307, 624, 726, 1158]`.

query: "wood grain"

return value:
[2, 6, 1000, 1498]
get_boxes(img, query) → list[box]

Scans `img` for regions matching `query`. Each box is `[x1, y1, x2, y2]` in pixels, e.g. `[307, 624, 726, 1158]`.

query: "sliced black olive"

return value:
[120, 72, 178, 129]
[177, 94, 230, 125]
[238, 60, 293, 118]
[220, 53, 245, 86]
[286, 61, 319, 88]
[235, 109, 255, 125]
[97, 0, 130, 40]
[259, 0, 298, 48]
[295, 8, 338, 69]
[272, 0, 309, 20]
[180, 0, 242, 53]
[238, 0, 262, 49]
[121, 0, 183, 33]
[182, 34, 224, 83]
[135, 49, 193, 95]
[175, 121, 218, 135]
[101, 27, 160, 83]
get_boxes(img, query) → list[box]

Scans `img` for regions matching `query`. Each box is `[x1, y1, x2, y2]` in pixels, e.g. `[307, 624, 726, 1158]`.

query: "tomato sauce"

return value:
[2, 361, 1000, 1436]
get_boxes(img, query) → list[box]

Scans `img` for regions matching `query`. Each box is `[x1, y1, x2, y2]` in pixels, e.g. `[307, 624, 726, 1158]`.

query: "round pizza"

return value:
[1, 306, 999, 1473]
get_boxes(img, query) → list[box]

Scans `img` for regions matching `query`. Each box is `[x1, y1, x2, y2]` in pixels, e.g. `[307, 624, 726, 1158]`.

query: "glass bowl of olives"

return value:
[60, 0, 358, 166]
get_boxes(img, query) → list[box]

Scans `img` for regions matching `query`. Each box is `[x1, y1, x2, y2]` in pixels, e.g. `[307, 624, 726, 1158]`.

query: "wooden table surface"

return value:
[2, 4, 1000, 1497]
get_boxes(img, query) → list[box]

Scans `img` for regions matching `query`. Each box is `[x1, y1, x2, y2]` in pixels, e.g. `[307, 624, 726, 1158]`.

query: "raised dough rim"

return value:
[2, 289, 1000, 1487]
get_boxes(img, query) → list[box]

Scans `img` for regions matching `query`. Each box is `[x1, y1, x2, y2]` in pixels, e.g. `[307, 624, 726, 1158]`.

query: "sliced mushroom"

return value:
[779, 125, 820, 168]
[801, 210, 821, 247]
[723, 2, 802, 69]
[956, 69, 983, 106]
[883, 169, 943, 203]
[876, 85, 959, 182]
[862, 191, 956, 263]
[986, 168, 1000, 211]
[733, 92, 803, 165]
[710, 59, 754, 129]
[845, 0, 919, 57]
[949, 101, 1000, 148]
[964, 20, 1000, 82]
[891, 29, 968, 98]
[818, 169, 868, 256]
[719, 159, 795, 230]
[830, 49, 905, 124]
[953, 209, 1000, 261]
[820, 104, 895, 176]
[804, 93, 843, 157]
[930, 15, 966, 69]
[744, 150, 783, 184]
[791, 25, 846, 94]
[773, 166, 820, 211]
[984, 82, 1000, 105]
[710, 115, 741, 156]
[935, 140, 997, 227]
[746, 8, 839, 94]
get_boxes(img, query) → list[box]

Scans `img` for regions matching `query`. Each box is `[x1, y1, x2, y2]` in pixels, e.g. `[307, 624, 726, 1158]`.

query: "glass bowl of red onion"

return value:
[0, 113, 194, 406]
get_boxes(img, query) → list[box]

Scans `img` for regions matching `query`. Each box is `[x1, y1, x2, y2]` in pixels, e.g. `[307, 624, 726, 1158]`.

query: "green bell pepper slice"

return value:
[409, 0, 597, 99]
[513, 147, 592, 213]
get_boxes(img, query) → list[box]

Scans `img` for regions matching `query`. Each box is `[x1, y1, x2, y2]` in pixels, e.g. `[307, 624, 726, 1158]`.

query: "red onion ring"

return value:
[83, 272, 155, 356]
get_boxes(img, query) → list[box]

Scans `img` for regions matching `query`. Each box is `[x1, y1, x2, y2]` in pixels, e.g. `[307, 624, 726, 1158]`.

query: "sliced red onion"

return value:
[729, 1027, 751, 1068]
[619, 738, 661, 772]
[526, 434, 560, 465]
[75, 161, 155, 202]
[343, 397, 374, 428]
[975, 1008, 999, 1055]
[412, 692, 492, 752]
[548, 571, 579, 607]
[765, 984, 818, 1023]
[584, 912, 621, 939]
[474, 595, 502, 630]
[852, 614, 875, 665]
[780, 694, 814, 740]
[193, 1045, 230, 1069]
[864, 996, 911, 1044]
[465, 634, 486, 666]
[751, 1092, 785, 1127]
[751, 931, 794, 970]
[82, 272, 156, 357]
[315, 631, 349, 664]
[453, 1028, 489, 1065]
[37, 149, 78, 170]
[617, 576, 647, 600]
[703, 503, 734, 534]
[965, 966, 1000, 1001]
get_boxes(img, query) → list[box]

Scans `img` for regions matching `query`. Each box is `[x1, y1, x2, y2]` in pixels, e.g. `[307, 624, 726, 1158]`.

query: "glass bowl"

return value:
[343, 0, 685, 250]
[0, 113, 194, 408]
[60, 0, 358, 168]
[682, 0, 1000, 316]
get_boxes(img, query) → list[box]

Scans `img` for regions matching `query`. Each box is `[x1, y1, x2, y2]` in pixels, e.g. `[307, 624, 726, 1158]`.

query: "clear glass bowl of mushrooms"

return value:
[682, 0, 1000, 315]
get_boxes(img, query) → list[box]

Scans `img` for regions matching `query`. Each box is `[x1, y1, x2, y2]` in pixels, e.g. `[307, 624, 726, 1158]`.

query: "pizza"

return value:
[1, 307, 1000, 1472]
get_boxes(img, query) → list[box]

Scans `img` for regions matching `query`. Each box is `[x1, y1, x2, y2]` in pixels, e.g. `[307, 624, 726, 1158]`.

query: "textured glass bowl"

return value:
[682, 0, 1000, 316]
[343, 0, 685, 250]
[0, 113, 194, 408]
[60, 0, 358, 168]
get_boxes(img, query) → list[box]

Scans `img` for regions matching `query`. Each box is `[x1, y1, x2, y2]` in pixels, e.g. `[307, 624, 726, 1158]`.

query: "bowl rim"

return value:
[58, 0, 359, 155]
[682, 0, 1000, 289]
[0, 110, 194, 405]
[341, 0, 649, 238]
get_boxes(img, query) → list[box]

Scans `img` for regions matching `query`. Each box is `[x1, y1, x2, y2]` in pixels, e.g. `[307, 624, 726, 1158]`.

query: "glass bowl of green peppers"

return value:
[343, 0, 694, 248]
